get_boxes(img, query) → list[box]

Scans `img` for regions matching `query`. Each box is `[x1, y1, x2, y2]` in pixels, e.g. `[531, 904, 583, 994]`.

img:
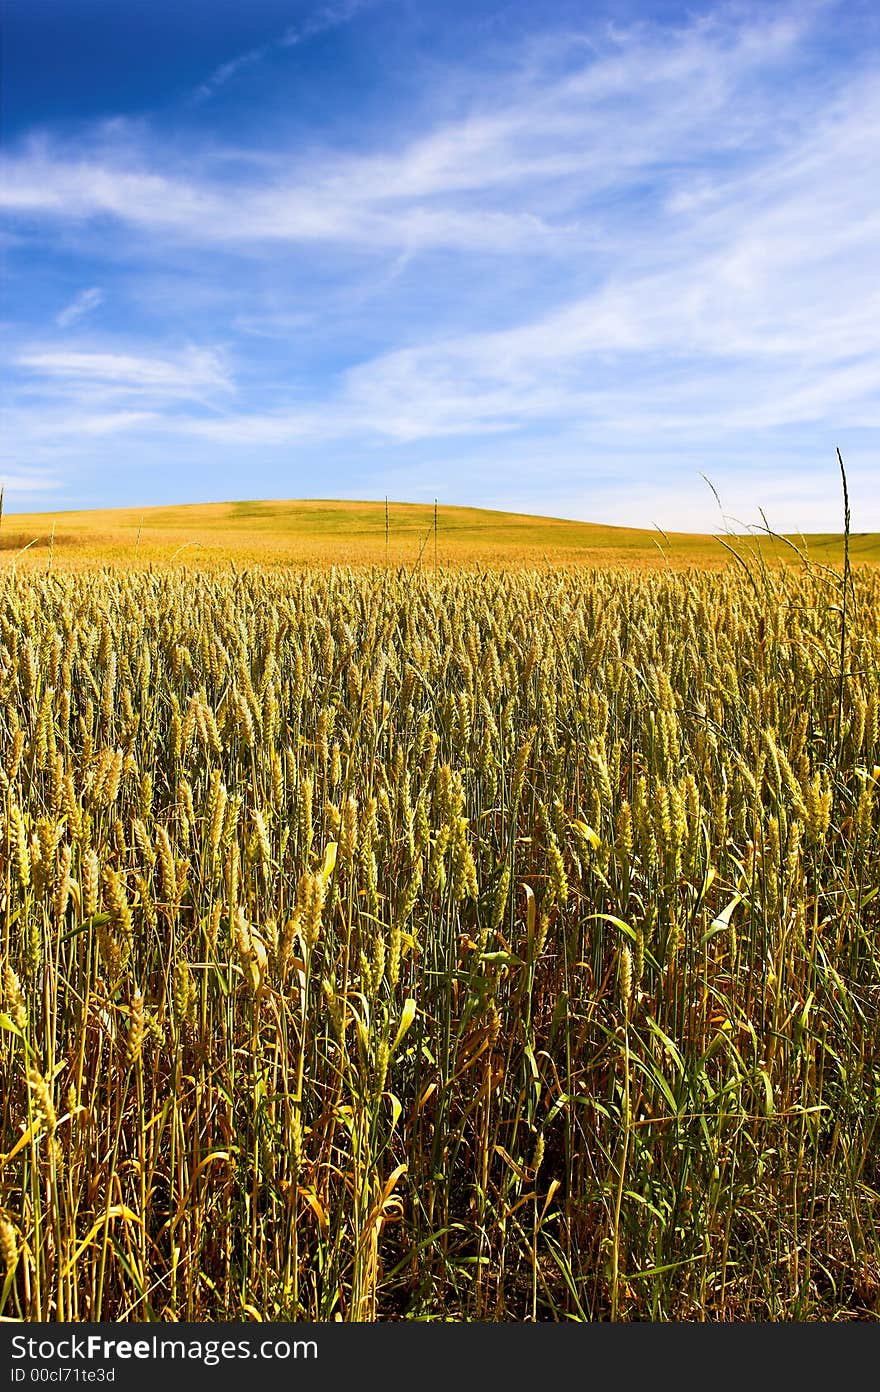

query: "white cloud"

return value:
[36, 410, 159, 438]
[0, 7, 831, 257]
[56, 287, 104, 328]
[177, 411, 317, 445]
[0, 469, 58, 495]
[15, 347, 233, 397]
[0, 144, 562, 253]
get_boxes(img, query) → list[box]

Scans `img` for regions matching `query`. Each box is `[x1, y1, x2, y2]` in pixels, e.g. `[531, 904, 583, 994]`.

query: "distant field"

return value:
[2, 498, 877, 569]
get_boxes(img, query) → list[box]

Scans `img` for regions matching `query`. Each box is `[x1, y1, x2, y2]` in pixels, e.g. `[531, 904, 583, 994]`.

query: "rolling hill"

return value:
[1, 497, 876, 570]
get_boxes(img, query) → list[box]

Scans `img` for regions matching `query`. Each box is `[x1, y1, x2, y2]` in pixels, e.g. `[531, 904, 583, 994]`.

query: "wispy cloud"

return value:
[6, 409, 159, 440]
[56, 286, 104, 328]
[6, 346, 234, 467]
[15, 347, 232, 398]
[193, 43, 275, 102]
[0, 138, 561, 254]
[0, 468, 59, 495]
[194, 1, 375, 101]
[0, 9, 823, 256]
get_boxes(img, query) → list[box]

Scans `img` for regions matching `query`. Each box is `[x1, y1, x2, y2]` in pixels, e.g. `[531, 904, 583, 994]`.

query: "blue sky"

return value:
[2, 0, 878, 531]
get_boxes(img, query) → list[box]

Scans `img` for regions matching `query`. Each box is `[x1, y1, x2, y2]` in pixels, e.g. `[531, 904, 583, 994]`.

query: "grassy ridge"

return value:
[2, 498, 878, 569]
[1, 557, 878, 1320]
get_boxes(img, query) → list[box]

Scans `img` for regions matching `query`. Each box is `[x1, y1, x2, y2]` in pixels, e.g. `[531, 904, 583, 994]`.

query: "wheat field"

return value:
[1, 536, 878, 1320]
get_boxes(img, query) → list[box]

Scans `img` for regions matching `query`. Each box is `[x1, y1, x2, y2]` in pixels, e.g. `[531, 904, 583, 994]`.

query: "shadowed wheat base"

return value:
[0, 551, 878, 1320]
